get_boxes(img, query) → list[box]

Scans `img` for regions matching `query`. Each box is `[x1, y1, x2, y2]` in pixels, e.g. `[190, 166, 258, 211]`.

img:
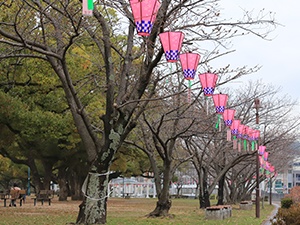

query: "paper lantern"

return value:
[223, 109, 236, 141]
[179, 53, 200, 80]
[259, 145, 266, 155]
[230, 119, 240, 150]
[263, 151, 269, 161]
[212, 94, 228, 114]
[199, 73, 218, 96]
[179, 53, 200, 102]
[130, 0, 160, 36]
[82, 0, 93, 16]
[159, 31, 184, 62]
[248, 129, 260, 151]
[230, 120, 240, 136]
[223, 109, 236, 127]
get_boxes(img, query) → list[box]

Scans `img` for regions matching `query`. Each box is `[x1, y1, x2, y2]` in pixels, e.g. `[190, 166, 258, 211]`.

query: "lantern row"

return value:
[128, 0, 277, 176]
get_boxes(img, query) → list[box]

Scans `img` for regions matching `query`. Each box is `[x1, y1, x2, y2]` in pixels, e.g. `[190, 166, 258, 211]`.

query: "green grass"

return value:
[0, 197, 275, 224]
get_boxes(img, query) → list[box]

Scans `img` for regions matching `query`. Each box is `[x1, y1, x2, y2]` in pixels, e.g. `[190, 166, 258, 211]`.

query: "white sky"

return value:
[216, 0, 300, 112]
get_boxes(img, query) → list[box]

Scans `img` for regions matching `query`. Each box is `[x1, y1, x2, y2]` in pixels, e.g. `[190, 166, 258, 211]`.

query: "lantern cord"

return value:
[205, 96, 208, 115]
[226, 129, 231, 141]
[233, 136, 237, 149]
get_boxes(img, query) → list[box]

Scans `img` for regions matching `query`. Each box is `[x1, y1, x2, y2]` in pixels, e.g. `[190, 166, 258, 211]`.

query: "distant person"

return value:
[9, 183, 21, 207]
[11, 183, 21, 191]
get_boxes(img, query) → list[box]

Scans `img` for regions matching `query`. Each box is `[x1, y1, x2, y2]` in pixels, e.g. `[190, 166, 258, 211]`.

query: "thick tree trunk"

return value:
[148, 161, 173, 218]
[199, 168, 210, 208]
[58, 168, 68, 201]
[76, 168, 109, 224]
[148, 199, 172, 217]
[217, 174, 225, 205]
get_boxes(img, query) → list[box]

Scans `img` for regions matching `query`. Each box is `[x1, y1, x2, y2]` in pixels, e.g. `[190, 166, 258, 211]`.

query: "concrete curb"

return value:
[261, 202, 280, 225]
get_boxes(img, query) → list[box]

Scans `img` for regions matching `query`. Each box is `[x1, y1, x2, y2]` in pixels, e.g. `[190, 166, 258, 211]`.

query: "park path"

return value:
[261, 202, 280, 225]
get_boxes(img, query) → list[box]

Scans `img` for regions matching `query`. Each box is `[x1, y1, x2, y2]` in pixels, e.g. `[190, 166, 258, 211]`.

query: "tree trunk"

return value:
[58, 168, 68, 201]
[217, 174, 225, 205]
[199, 167, 210, 208]
[148, 161, 173, 217]
[76, 167, 109, 224]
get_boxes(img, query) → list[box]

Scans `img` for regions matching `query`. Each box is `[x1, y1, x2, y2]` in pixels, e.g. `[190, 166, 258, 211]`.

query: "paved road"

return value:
[261, 202, 280, 225]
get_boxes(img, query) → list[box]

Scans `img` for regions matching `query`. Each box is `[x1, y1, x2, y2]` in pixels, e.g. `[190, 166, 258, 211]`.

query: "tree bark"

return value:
[148, 161, 173, 217]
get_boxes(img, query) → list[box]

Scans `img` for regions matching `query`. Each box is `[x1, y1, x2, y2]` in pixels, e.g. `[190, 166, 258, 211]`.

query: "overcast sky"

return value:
[216, 0, 300, 112]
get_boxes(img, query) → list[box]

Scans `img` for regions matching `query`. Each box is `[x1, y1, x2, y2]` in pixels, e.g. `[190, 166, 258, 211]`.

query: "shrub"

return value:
[290, 186, 300, 204]
[281, 198, 293, 209]
[272, 204, 300, 225]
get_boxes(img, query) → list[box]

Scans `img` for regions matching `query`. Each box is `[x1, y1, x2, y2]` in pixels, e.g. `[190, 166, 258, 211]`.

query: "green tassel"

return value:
[215, 114, 221, 129]
[244, 140, 247, 150]
[87, 0, 94, 10]
[251, 141, 255, 151]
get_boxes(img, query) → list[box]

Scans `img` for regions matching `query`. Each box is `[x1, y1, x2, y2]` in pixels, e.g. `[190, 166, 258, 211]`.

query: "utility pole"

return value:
[254, 98, 261, 218]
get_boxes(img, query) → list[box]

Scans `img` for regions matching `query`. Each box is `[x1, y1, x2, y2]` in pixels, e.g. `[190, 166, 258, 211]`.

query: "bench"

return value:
[0, 191, 10, 207]
[33, 190, 54, 206]
[0, 190, 26, 207]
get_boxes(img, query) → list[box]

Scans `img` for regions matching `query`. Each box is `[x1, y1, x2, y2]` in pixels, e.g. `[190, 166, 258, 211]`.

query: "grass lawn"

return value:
[0, 196, 275, 224]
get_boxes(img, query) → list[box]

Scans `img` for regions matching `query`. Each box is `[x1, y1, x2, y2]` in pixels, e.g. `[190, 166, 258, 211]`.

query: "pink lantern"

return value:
[130, 0, 161, 36]
[230, 120, 240, 136]
[259, 156, 264, 167]
[179, 53, 200, 80]
[230, 120, 240, 150]
[223, 109, 236, 141]
[259, 145, 266, 155]
[223, 109, 236, 127]
[199, 73, 218, 96]
[263, 151, 269, 161]
[159, 31, 184, 62]
[242, 125, 249, 140]
[212, 94, 228, 114]
[82, 0, 93, 16]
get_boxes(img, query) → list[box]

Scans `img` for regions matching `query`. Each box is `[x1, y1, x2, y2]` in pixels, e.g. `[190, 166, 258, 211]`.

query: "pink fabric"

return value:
[179, 53, 200, 80]
[198, 73, 218, 96]
[159, 31, 184, 62]
[212, 94, 228, 114]
[259, 145, 266, 155]
[82, 0, 93, 16]
[130, 0, 160, 36]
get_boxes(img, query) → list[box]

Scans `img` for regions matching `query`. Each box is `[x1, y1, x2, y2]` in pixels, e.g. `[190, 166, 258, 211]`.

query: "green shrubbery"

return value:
[281, 197, 293, 209]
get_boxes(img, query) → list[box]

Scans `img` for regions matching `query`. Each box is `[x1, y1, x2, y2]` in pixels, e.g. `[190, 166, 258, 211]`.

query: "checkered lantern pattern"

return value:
[231, 128, 238, 135]
[203, 87, 214, 95]
[179, 53, 200, 80]
[165, 50, 180, 62]
[212, 94, 228, 114]
[215, 106, 225, 113]
[230, 120, 240, 135]
[199, 73, 218, 96]
[224, 119, 233, 126]
[130, 0, 160, 36]
[136, 20, 153, 35]
[159, 31, 184, 62]
[223, 109, 235, 127]
[183, 69, 196, 79]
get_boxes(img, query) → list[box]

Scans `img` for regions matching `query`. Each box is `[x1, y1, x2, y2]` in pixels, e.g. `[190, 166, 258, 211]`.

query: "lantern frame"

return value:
[130, 0, 161, 36]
